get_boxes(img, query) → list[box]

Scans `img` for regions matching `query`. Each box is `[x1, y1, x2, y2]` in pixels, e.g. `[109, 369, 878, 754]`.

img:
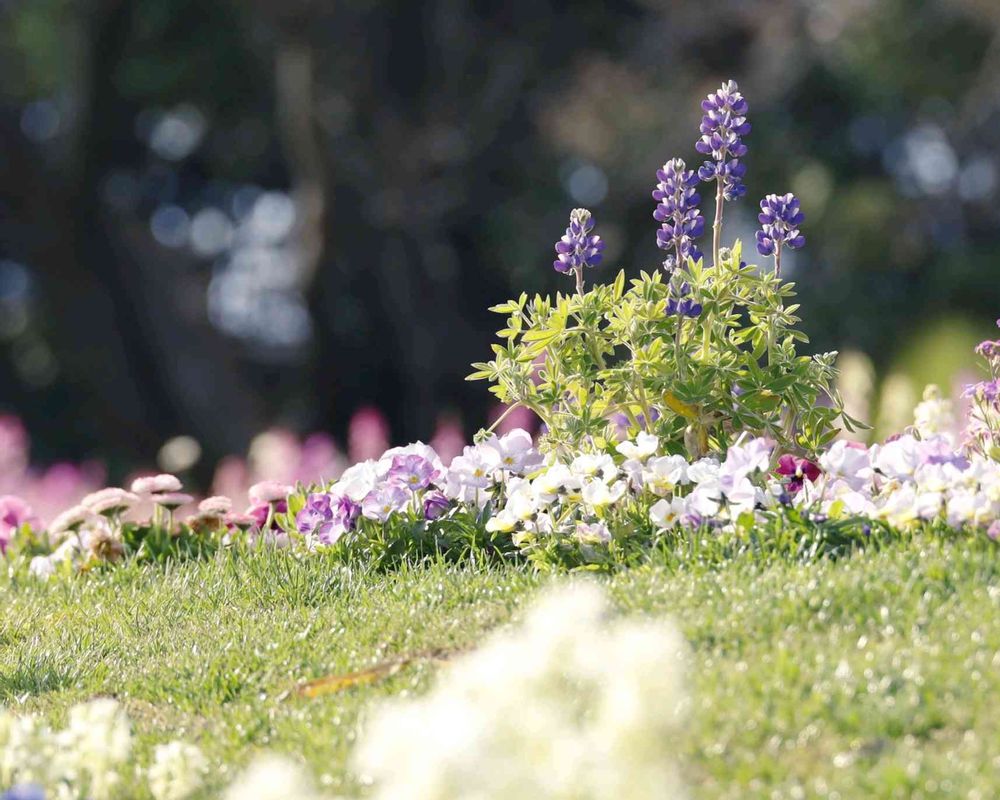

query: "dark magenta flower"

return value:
[247, 498, 287, 530]
[652, 158, 704, 270]
[756, 193, 805, 272]
[775, 454, 821, 493]
[423, 490, 451, 520]
[696, 80, 750, 201]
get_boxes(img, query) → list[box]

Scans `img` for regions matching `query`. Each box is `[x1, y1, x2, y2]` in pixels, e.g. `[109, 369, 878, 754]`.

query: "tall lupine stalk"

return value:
[756, 193, 805, 279]
[693, 80, 749, 361]
[652, 158, 704, 272]
[695, 80, 750, 269]
[553, 208, 605, 296]
[756, 192, 806, 364]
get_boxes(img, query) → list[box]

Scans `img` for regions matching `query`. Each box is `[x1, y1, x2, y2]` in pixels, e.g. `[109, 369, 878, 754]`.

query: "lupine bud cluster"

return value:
[553, 208, 604, 274]
[652, 158, 704, 270]
[756, 193, 806, 257]
[666, 280, 702, 318]
[695, 80, 750, 200]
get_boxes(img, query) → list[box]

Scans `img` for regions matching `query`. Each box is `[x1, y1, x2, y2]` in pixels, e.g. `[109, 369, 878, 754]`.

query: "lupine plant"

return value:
[470, 80, 863, 461]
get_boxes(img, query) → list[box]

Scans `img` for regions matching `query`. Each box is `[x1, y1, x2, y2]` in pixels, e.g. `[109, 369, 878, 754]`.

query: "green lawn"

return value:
[2, 534, 999, 798]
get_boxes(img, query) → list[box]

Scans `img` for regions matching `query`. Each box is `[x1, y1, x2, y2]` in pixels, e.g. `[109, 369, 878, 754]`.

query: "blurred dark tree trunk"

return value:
[4, 0, 266, 475]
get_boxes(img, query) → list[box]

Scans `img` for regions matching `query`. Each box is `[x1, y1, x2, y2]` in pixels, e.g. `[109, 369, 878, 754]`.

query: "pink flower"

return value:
[0, 495, 39, 554]
[131, 474, 183, 495]
[48, 504, 97, 538]
[81, 487, 140, 516]
[223, 512, 256, 530]
[248, 481, 292, 505]
[198, 496, 233, 516]
[348, 407, 391, 462]
[150, 492, 194, 510]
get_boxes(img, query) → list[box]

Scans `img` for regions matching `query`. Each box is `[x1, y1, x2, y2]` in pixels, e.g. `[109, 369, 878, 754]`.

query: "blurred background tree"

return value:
[0, 0, 998, 479]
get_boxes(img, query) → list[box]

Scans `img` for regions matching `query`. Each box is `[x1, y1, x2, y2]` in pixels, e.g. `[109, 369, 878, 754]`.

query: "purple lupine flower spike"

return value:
[553, 208, 605, 295]
[756, 192, 805, 277]
[652, 158, 704, 272]
[696, 80, 750, 202]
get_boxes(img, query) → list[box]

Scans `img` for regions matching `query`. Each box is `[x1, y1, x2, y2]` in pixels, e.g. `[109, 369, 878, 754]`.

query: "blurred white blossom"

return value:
[353, 582, 690, 800]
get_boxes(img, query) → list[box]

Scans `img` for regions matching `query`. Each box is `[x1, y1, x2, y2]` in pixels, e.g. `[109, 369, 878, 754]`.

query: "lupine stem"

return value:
[712, 178, 724, 268]
[675, 314, 684, 373]
[574, 266, 584, 296]
[774, 243, 782, 279]
[485, 402, 525, 435]
[700, 179, 726, 362]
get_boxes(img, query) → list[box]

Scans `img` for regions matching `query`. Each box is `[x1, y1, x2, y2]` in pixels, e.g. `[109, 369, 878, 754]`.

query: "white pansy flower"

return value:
[643, 455, 690, 496]
[616, 432, 659, 462]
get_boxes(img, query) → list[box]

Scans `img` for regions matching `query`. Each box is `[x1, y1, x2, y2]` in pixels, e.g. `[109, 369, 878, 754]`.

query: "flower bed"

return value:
[3, 80, 998, 580]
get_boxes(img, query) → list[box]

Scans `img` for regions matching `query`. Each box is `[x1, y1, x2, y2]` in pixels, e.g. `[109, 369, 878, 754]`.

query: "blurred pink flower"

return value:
[198, 496, 233, 515]
[430, 415, 466, 464]
[298, 433, 346, 484]
[349, 407, 391, 462]
[131, 474, 183, 495]
[248, 481, 293, 505]
[488, 404, 539, 437]
[212, 455, 249, 501]
[0, 495, 39, 553]
[150, 492, 194, 510]
[0, 416, 29, 477]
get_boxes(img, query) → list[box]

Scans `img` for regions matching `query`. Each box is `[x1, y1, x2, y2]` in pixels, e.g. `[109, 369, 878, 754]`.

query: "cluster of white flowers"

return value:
[352, 582, 690, 800]
[806, 433, 1000, 533]
[483, 431, 781, 546]
[0, 700, 206, 800]
[221, 755, 330, 800]
[481, 410, 1000, 545]
[0, 699, 133, 800]
[147, 741, 210, 800]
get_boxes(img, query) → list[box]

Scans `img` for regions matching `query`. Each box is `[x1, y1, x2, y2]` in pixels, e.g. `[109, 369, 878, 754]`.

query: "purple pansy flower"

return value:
[388, 454, 440, 491]
[653, 158, 704, 270]
[423, 490, 451, 520]
[296, 493, 360, 545]
[296, 493, 333, 535]
[361, 484, 411, 522]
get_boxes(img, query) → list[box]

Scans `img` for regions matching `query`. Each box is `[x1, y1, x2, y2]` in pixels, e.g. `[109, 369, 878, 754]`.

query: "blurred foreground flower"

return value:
[353, 582, 690, 800]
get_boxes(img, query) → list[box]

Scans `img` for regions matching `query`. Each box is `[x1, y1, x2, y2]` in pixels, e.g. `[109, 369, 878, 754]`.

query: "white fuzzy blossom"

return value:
[0, 699, 132, 800]
[353, 582, 690, 800]
[913, 384, 956, 439]
[148, 740, 209, 800]
[222, 754, 330, 800]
